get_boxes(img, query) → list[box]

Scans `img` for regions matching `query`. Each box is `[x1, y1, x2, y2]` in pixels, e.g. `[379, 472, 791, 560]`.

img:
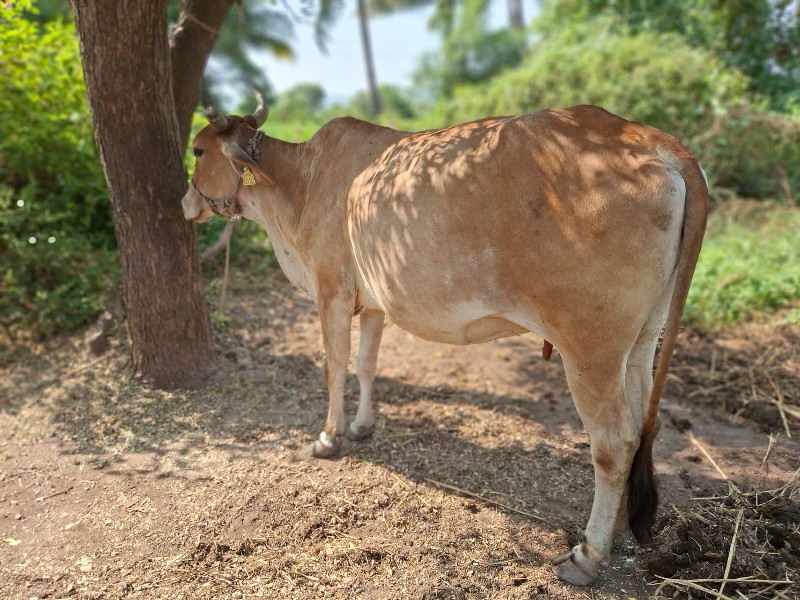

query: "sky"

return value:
[255, 0, 541, 102]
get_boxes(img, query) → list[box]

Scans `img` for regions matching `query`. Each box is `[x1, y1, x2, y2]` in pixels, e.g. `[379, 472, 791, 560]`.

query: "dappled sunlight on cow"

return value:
[181, 96, 707, 586]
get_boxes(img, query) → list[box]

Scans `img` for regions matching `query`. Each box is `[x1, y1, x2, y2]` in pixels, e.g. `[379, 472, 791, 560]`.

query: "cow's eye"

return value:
[193, 148, 204, 158]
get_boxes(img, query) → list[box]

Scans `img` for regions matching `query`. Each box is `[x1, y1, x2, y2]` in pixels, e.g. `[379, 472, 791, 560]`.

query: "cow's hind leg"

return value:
[346, 309, 385, 441]
[553, 354, 639, 586]
[613, 319, 663, 542]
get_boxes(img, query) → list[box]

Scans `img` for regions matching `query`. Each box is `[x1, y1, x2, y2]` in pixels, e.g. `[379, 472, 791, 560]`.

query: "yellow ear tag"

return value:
[242, 166, 256, 186]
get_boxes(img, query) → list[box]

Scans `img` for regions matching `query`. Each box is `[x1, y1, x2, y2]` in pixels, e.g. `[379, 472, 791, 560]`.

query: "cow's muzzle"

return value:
[181, 189, 214, 223]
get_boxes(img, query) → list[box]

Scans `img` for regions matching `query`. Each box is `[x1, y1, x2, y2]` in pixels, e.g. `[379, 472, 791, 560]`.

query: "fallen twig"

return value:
[688, 432, 741, 494]
[654, 577, 736, 600]
[653, 575, 793, 600]
[718, 508, 744, 598]
[36, 486, 73, 502]
[758, 433, 779, 481]
[423, 477, 552, 525]
[749, 366, 759, 404]
[766, 373, 793, 438]
[688, 380, 740, 398]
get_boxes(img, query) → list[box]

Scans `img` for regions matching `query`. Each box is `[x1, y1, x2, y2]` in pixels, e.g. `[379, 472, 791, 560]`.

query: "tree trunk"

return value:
[507, 0, 524, 29]
[356, 0, 382, 116]
[70, 0, 213, 388]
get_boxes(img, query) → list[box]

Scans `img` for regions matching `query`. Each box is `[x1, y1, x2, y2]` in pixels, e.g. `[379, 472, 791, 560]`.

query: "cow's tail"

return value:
[627, 145, 709, 545]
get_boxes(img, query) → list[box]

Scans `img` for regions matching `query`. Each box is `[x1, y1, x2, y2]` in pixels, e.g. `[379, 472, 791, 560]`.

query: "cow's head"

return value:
[181, 92, 275, 223]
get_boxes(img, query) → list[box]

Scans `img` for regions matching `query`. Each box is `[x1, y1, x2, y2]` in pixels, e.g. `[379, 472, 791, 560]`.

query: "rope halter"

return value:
[190, 129, 264, 220]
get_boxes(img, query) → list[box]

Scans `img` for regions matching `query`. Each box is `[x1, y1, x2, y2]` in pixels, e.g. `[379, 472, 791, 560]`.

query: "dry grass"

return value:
[647, 474, 799, 599]
[1, 275, 798, 599]
[671, 323, 800, 438]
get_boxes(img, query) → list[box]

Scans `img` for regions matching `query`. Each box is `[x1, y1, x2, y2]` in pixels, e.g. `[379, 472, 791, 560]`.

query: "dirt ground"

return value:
[1, 270, 798, 600]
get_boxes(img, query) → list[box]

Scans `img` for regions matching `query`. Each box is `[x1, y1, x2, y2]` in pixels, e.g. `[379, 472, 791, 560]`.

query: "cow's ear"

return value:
[221, 142, 276, 186]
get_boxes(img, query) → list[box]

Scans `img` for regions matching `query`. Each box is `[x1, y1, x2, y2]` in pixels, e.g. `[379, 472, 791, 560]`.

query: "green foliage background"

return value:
[686, 203, 800, 328]
[540, 0, 800, 112]
[439, 15, 800, 201]
[0, 1, 117, 344]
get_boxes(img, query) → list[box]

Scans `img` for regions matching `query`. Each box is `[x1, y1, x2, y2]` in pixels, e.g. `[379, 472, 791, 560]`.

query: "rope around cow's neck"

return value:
[219, 217, 236, 315]
[210, 129, 264, 315]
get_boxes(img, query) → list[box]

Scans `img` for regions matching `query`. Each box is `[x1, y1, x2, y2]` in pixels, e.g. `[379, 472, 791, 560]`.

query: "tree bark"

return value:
[70, 0, 213, 388]
[356, 0, 382, 116]
[170, 0, 236, 143]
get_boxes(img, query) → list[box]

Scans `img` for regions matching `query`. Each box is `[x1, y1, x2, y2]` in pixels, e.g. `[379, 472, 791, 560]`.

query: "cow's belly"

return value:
[354, 266, 534, 345]
[398, 313, 529, 346]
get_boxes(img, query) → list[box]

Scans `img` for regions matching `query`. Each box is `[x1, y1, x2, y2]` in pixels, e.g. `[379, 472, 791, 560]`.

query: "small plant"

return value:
[685, 203, 800, 328]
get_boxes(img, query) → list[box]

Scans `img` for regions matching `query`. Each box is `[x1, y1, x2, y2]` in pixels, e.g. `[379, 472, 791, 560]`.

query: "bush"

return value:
[0, 185, 118, 342]
[271, 83, 327, 124]
[0, 2, 117, 342]
[685, 203, 800, 327]
[322, 84, 419, 126]
[692, 107, 800, 201]
[439, 18, 800, 199]
[442, 18, 748, 139]
[538, 0, 800, 113]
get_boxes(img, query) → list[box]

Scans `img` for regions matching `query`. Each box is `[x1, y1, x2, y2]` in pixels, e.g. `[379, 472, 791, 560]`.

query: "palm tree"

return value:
[507, 0, 523, 29]
[357, 0, 382, 115]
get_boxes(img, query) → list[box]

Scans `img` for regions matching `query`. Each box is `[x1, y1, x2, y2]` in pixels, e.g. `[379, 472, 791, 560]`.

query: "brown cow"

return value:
[182, 99, 707, 585]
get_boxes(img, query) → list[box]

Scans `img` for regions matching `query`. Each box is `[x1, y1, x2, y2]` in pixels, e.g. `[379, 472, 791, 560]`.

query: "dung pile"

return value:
[645, 476, 799, 599]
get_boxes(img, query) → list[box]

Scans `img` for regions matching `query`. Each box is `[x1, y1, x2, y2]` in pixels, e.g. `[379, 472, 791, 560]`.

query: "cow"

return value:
[181, 97, 708, 586]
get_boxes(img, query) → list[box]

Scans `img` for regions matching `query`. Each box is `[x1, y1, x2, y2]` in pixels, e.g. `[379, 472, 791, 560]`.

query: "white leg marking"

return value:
[554, 356, 637, 585]
[348, 310, 385, 440]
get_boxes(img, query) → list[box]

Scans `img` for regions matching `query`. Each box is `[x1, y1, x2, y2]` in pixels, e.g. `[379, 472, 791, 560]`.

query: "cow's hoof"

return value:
[552, 552, 597, 586]
[308, 432, 340, 459]
[345, 422, 375, 441]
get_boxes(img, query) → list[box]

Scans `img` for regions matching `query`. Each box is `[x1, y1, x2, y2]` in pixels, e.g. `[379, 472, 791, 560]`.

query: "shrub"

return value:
[271, 83, 327, 124]
[328, 84, 419, 123]
[538, 0, 800, 113]
[685, 203, 800, 327]
[0, 184, 118, 342]
[0, 2, 117, 342]
[692, 107, 800, 201]
[440, 18, 800, 199]
[442, 18, 748, 139]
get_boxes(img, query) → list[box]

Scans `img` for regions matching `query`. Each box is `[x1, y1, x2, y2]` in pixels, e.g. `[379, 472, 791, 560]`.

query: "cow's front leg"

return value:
[347, 309, 385, 441]
[309, 295, 352, 459]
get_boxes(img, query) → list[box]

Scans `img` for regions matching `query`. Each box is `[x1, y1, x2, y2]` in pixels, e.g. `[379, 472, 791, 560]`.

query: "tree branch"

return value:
[200, 222, 233, 263]
[170, 0, 236, 145]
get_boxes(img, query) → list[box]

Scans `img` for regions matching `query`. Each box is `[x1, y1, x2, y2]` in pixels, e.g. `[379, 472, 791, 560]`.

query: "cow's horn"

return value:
[205, 106, 229, 132]
[251, 89, 269, 127]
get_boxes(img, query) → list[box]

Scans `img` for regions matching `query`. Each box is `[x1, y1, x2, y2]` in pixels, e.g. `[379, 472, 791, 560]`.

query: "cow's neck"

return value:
[241, 136, 318, 298]
[243, 136, 312, 238]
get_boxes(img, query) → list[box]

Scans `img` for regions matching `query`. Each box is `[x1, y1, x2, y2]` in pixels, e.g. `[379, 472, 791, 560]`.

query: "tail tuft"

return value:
[627, 430, 658, 544]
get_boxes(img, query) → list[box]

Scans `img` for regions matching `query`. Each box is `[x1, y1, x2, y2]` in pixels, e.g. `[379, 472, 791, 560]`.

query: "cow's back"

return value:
[346, 106, 688, 348]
